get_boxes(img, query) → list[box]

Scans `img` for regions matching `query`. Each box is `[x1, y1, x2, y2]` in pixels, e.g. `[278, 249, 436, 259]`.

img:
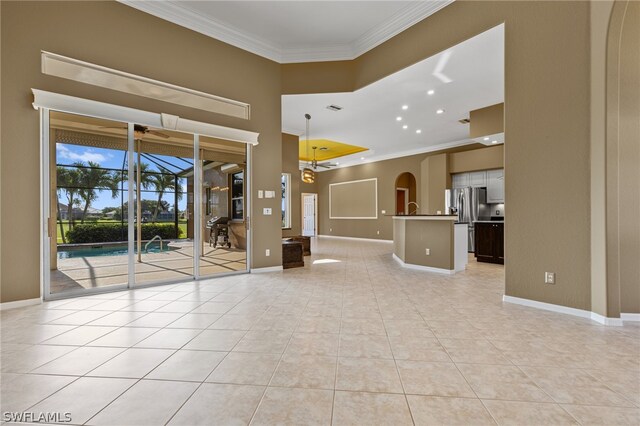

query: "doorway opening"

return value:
[394, 172, 417, 215]
[302, 193, 317, 236]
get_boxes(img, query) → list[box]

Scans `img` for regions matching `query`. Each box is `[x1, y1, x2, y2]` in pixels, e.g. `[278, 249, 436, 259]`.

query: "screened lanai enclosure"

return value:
[48, 111, 248, 296]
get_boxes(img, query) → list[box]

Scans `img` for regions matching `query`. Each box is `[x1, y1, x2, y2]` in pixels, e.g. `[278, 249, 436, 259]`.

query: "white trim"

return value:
[301, 193, 318, 237]
[621, 313, 640, 322]
[502, 295, 624, 326]
[251, 266, 284, 273]
[193, 134, 201, 280]
[329, 178, 378, 219]
[319, 235, 393, 243]
[118, 0, 454, 64]
[590, 312, 624, 327]
[32, 89, 259, 145]
[40, 108, 50, 299]
[0, 298, 42, 311]
[41, 51, 250, 119]
[392, 253, 454, 274]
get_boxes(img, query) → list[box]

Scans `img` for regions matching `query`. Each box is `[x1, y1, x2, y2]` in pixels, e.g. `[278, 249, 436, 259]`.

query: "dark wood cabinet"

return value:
[475, 222, 504, 264]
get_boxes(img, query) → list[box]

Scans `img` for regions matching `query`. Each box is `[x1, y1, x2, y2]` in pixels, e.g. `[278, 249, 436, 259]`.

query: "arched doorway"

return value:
[395, 172, 417, 215]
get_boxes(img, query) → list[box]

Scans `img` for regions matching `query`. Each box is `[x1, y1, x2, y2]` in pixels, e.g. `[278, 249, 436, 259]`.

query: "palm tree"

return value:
[57, 165, 82, 234]
[147, 172, 183, 222]
[77, 161, 119, 223]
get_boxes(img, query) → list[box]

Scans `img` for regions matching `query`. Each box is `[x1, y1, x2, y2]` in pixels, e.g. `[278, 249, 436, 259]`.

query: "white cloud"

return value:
[57, 144, 106, 163]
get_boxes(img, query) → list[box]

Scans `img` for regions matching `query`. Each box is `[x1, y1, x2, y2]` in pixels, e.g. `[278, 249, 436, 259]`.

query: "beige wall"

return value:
[448, 145, 504, 174]
[404, 220, 453, 270]
[285, 1, 594, 311]
[607, 0, 640, 314]
[470, 103, 504, 139]
[0, 1, 283, 303]
[421, 154, 448, 214]
[316, 145, 501, 239]
[282, 133, 301, 237]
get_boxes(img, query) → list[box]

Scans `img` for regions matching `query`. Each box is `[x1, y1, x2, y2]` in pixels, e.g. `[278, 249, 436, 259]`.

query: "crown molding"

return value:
[119, 0, 455, 64]
[119, 0, 283, 62]
[352, 0, 454, 58]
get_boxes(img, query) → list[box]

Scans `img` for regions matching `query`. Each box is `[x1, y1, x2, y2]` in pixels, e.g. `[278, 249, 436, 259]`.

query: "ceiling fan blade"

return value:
[147, 130, 170, 138]
[316, 164, 332, 169]
[99, 126, 127, 130]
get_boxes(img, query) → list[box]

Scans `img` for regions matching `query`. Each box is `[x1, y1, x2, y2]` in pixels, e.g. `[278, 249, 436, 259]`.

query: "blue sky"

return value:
[56, 143, 188, 211]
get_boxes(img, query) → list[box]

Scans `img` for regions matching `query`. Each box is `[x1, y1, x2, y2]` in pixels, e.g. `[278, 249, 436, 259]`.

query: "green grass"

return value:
[55, 220, 188, 244]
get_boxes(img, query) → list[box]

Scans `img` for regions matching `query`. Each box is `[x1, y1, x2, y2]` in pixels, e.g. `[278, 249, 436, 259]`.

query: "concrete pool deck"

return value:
[51, 242, 247, 294]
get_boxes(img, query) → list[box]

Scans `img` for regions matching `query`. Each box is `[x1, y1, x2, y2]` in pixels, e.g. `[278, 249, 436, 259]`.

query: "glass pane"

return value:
[198, 136, 247, 276]
[133, 127, 194, 285]
[49, 111, 129, 295]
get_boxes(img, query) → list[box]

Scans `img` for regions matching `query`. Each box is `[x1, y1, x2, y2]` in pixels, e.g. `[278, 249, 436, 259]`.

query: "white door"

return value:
[302, 194, 316, 236]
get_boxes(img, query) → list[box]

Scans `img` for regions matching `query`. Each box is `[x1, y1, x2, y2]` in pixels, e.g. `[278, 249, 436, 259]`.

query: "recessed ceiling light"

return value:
[360, 157, 365, 160]
[396, 116, 402, 121]
[402, 105, 408, 110]
[402, 125, 408, 129]
[336, 162, 340, 165]
[427, 90, 435, 95]
[436, 109, 445, 114]
[483, 137, 490, 141]
[492, 140, 498, 144]
[416, 129, 422, 134]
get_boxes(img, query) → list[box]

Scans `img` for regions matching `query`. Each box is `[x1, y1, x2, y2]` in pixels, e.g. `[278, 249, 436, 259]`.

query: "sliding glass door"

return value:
[44, 110, 249, 299]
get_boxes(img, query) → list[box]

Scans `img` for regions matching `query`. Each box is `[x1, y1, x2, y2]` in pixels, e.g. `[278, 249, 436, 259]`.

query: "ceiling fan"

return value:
[311, 146, 338, 170]
[100, 124, 170, 139]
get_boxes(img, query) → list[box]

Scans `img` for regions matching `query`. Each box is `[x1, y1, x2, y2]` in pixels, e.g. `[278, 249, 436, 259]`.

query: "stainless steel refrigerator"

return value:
[445, 187, 486, 252]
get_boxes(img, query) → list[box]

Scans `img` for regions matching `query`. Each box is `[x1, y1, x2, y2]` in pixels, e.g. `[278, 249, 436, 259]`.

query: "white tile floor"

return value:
[1, 237, 639, 425]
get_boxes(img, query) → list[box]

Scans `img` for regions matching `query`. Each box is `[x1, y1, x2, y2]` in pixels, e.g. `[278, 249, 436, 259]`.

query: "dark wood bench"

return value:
[282, 240, 304, 269]
[286, 236, 311, 256]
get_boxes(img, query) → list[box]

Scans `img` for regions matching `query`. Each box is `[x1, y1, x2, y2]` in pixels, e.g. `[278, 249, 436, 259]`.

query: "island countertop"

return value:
[391, 215, 457, 221]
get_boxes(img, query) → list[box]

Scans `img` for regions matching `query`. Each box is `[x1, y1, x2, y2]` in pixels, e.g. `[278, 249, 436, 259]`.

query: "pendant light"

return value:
[301, 113, 315, 183]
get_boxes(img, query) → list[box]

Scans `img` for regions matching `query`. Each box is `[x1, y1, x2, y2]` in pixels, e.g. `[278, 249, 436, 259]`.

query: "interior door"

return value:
[302, 194, 316, 236]
[396, 189, 406, 215]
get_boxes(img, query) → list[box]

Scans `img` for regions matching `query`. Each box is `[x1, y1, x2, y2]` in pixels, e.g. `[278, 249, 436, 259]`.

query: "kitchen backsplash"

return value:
[479, 203, 505, 219]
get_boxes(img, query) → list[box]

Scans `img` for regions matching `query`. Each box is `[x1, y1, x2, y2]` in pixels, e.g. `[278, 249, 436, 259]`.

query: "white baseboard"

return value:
[0, 298, 42, 311]
[502, 295, 624, 326]
[251, 266, 284, 273]
[392, 254, 454, 275]
[318, 235, 393, 243]
[621, 313, 640, 322]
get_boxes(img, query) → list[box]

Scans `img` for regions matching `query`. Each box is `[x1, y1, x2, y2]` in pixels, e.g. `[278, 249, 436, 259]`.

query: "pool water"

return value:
[58, 243, 176, 259]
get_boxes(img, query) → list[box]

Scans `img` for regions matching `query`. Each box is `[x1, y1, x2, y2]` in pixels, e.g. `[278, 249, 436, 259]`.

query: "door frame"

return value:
[37, 91, 256, 300]
[301, 193, 318, 237]
[396, 187, 409, 215]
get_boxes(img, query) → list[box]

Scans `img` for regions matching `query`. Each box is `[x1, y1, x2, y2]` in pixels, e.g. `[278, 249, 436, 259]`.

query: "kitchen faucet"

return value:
[408, 201, 419, 215]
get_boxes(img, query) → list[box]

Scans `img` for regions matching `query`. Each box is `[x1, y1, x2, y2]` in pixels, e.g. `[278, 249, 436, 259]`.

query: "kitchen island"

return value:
[392, 215, 468, 274]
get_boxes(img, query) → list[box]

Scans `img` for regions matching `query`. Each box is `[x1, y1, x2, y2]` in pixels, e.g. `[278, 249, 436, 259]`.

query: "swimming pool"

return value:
[57, 243, 177, 259]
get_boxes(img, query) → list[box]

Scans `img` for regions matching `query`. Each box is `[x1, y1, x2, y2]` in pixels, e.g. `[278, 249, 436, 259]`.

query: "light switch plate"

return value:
[263, 207, 272, 215]
[258, 190, 264, 199]
[265, 191, 276, 199]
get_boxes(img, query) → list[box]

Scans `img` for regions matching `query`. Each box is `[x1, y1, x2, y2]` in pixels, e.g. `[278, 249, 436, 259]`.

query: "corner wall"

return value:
[285, 1, 594, 311]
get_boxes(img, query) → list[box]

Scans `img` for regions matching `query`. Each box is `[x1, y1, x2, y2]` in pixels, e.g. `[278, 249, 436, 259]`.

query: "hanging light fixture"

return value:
[301, 113, 315, 183]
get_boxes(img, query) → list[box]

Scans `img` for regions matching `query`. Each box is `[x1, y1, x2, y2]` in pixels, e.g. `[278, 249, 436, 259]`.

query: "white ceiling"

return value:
[119, 0, 453, 63]
[282, 24, 504, 169]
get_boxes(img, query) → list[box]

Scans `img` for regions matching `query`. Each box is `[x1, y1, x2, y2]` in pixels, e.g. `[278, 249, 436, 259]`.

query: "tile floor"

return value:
[1, 238, 639, 425]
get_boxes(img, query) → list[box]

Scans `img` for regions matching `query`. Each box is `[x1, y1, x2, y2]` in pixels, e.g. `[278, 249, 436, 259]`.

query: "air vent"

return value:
[458, 118, 471, 124]
[326, 104, 343, 112]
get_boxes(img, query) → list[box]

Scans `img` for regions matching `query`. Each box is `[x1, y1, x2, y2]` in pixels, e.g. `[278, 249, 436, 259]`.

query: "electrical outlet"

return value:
[544, 272, 555, 284]
[425, 248, 430, 255]
[265, 249, 270, 257]
[263, 207, 272, 215]
[377, 230, 380, 235]
[330, 228, 332, 232]
[381, 210, 386, 214]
